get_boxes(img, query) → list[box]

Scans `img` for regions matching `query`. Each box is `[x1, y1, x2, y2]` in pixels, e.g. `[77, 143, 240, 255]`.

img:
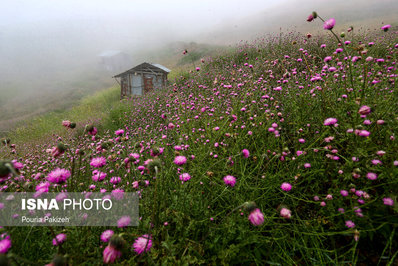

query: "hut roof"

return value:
[114, 62, 171, 78]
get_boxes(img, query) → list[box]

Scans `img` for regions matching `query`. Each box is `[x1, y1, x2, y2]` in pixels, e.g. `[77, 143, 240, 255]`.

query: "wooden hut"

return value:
[114, 63, 171, 98]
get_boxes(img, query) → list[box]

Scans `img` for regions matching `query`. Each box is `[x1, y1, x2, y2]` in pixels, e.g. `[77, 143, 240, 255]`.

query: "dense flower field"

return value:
[1, 14, 398, 264]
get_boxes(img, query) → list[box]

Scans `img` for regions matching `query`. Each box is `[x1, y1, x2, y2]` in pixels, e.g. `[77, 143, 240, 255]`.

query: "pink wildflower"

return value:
[103, 245, 121, 264]
[323, 18, 336, 30]
[115, 129, 124, 136]
[358, 105, 371, 115]
[345, 220, 355, 228]
[366, 172, 378, 180]
[179, 173, 191, 182]
[62, 120, 71, 127]
[242, 149, 250, 158]
[381, 24, 391, 32]
[281, 182, 292, 191]
[52, 233, 66, 246]
[223, 175, 236, 187]
[0, 238, 11, 253]
[358, 130, 370, 137]
[87, 127, 98, 136]
[47, 168, 71, 184]
[280, 208, 291, 219]
[248, 208, 264, 226]
[101, 230, 114, 243]
[383, 197, 394, 206]
[174, 156, 187, 166]
[112, 189, 124, 200]
[133, 235, 152, 254]
[92, 171, 107, 182]
[117, 216, 131, 228]
[340, 190, 349, 197]
[90, 157, 107, 168]
[324, 118, 337, 126]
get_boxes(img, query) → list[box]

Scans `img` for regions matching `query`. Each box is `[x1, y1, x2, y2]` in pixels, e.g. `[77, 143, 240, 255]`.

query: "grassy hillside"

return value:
[1, 18, 398, 265]
[5, 86, 120, 146]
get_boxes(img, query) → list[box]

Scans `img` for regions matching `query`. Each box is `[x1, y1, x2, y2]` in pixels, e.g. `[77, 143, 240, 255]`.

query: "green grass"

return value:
[8, 86, 121, 145]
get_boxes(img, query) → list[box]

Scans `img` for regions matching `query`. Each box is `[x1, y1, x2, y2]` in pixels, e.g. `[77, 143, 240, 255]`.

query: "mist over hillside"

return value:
[0, 0, 397, 131]
[203, 0, 398, 44]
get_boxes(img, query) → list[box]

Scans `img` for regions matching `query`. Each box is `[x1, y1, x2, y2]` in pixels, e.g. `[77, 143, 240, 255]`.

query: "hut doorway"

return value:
[144, 77, 154, 93]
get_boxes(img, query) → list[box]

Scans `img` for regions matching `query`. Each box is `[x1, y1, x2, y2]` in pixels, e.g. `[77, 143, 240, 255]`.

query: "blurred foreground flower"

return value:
[323, 18, 336, 30]
[248, 208, 264, 226]
[133, 234, 152, 254]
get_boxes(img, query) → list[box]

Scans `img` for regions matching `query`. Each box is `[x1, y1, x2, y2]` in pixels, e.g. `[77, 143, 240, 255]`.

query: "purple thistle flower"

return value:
[383, 197, 394, 206]
[381, 24, 391, 32]
[117, 216, 131, 228]
[174, 156, 187, 166]
[92, 171, 107, 182]
[179, 173, 191, 182]
[281, 182, 292, 192]
[90, 157, 107, 168]
[101, 230, 114, 242]
[133, 235, 152, 254]
[345, 220, 355, 228]
[223, 175, 236, 187]
[248, 208, 264, 226]
[242, 149, 250, 158]
[358, 105, 371, 115]
[324, 118, 337, 126]
[366, 172, 378, 180]
[52, 233, 66, 246]
[47, 168, 71, 184]
[115, 129, 124, 136]
[112, 189, 124, 200]
[340, 190, 349, 197]
[0, 238, 11, 253]
[280, 208, 291, 219]
[323, 18, 336, 30]
[103, 245, 121, 264]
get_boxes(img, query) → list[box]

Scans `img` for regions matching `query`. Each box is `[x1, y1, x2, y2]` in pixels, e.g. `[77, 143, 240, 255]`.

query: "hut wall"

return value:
[141, 74, 165, 90]
[153, 74, 165, 90]
[131, 75, 143, 95]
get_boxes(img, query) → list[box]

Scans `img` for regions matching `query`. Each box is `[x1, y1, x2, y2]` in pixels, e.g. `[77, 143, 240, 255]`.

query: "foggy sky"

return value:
[0, 0, 281, 44]
[0, 0, 282, 85]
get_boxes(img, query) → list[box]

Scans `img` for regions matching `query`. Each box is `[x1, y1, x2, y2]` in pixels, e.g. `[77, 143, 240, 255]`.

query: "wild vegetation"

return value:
[0, 13, 397, 265]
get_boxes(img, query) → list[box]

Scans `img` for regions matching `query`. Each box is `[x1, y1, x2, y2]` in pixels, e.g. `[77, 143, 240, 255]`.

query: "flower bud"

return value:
[109, 235, 125, 251]
[243, 201, 257, 213]
[51, 254, 67, 266]
[148, 159, 162, 175]
[57, 143, 67, 153]
[23, 182, 33, 189]
[101, 142, 111, 150]
[0, 161, 13, 177]
[1, 138, 10, 146]
[85, 125, 94, 132]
